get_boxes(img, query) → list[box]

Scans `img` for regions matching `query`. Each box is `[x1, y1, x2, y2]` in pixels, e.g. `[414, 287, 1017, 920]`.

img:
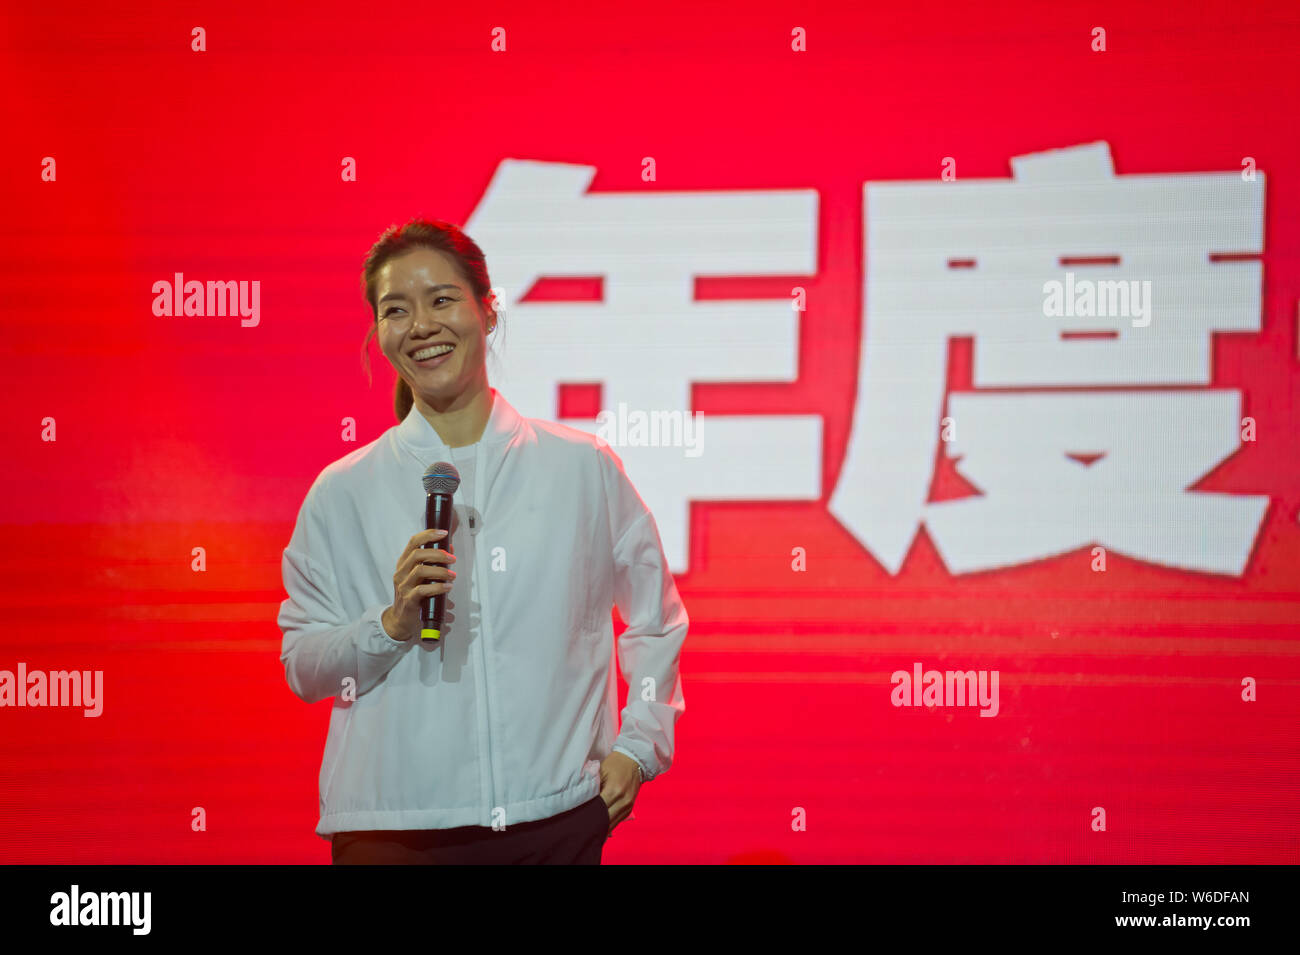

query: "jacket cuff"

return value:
[360, 604, 408, 652]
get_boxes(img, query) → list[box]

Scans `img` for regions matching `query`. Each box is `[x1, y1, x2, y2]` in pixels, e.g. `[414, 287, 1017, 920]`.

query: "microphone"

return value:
[420, 461, 461, 642]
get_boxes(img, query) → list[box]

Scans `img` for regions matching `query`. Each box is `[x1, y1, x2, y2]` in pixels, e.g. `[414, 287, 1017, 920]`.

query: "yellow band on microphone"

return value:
[421, 628, 441, 641]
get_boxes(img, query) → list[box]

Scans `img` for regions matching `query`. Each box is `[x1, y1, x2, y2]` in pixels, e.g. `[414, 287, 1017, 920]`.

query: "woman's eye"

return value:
[384, 307, 405, 317]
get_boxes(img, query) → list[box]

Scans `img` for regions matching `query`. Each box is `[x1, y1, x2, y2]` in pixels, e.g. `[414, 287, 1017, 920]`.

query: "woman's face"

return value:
[375, 247, 494, 408]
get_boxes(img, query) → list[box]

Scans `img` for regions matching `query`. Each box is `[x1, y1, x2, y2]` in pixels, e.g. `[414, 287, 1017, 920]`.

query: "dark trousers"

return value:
[330, 794, 609, 865]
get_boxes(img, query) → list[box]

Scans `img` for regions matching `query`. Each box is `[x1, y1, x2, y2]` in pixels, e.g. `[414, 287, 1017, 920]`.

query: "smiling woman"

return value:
[276, 216, 689, 865]
[359, 219, 503, 440]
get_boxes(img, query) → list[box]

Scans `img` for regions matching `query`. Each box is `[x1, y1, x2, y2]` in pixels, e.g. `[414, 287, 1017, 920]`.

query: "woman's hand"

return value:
[381, 529, 456, 641]
[597, 751, 643, 837]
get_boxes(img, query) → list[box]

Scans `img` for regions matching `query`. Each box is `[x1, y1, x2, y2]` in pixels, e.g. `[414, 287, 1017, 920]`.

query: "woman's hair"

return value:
[359, 217, 502, 422]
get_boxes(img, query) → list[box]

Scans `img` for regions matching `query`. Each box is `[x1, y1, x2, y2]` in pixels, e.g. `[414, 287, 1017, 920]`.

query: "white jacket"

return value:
[277, 388, 688, 838]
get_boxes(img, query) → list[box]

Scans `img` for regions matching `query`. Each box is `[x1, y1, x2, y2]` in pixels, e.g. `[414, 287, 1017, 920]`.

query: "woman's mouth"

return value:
[411, 343, 455, 368]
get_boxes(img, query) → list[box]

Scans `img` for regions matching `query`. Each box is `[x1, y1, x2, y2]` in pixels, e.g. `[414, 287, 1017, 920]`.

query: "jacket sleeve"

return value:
[277, 474, 410, 705]
[596, 440, 688, 782]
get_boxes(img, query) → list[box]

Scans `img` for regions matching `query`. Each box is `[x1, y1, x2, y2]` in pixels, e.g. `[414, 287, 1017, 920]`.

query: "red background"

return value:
[1, 0, 1297, 863]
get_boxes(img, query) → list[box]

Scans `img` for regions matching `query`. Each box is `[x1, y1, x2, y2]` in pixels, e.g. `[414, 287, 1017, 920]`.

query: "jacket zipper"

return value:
[474, 439, 497, 824]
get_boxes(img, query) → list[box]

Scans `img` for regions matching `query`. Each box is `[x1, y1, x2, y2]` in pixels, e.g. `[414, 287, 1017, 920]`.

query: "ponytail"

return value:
[394, 376, 414, 422]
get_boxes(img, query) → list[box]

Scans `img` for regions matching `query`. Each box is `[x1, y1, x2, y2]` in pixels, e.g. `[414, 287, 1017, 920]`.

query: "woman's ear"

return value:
[484, 291, 501, 332]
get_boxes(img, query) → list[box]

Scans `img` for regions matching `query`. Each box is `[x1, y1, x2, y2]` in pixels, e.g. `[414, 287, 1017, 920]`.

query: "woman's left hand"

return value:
[597, 751, 643, 837]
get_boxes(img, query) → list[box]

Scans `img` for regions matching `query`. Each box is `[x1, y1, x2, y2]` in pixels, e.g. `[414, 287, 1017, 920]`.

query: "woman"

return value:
[277, 218, 688, 864]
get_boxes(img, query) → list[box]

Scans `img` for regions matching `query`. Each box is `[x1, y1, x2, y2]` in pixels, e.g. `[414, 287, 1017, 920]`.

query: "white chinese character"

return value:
[465, 160, 823, 571]
[829, 142, 1268, 575]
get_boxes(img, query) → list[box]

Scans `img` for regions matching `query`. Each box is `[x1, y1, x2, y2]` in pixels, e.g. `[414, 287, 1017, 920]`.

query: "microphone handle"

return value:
[421, 491, 454, 641]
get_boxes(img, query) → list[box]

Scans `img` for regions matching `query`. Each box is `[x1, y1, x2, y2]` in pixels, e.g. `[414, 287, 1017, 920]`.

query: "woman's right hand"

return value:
[381, 529, 457, 641]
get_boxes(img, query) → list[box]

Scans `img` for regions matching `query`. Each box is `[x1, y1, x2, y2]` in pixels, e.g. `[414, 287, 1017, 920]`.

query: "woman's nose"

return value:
[410, 307, 436, 333]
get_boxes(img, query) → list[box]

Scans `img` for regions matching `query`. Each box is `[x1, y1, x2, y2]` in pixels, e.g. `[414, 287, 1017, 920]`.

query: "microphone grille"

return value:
[422, 461, 461, 495]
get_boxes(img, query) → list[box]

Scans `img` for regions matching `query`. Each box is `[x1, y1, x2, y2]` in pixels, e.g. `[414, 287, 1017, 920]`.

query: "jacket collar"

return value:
[395, 386, 523, 459]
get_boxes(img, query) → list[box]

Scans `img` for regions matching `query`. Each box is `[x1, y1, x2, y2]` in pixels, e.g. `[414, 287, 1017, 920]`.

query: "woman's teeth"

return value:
[413, 345, 454, 361]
